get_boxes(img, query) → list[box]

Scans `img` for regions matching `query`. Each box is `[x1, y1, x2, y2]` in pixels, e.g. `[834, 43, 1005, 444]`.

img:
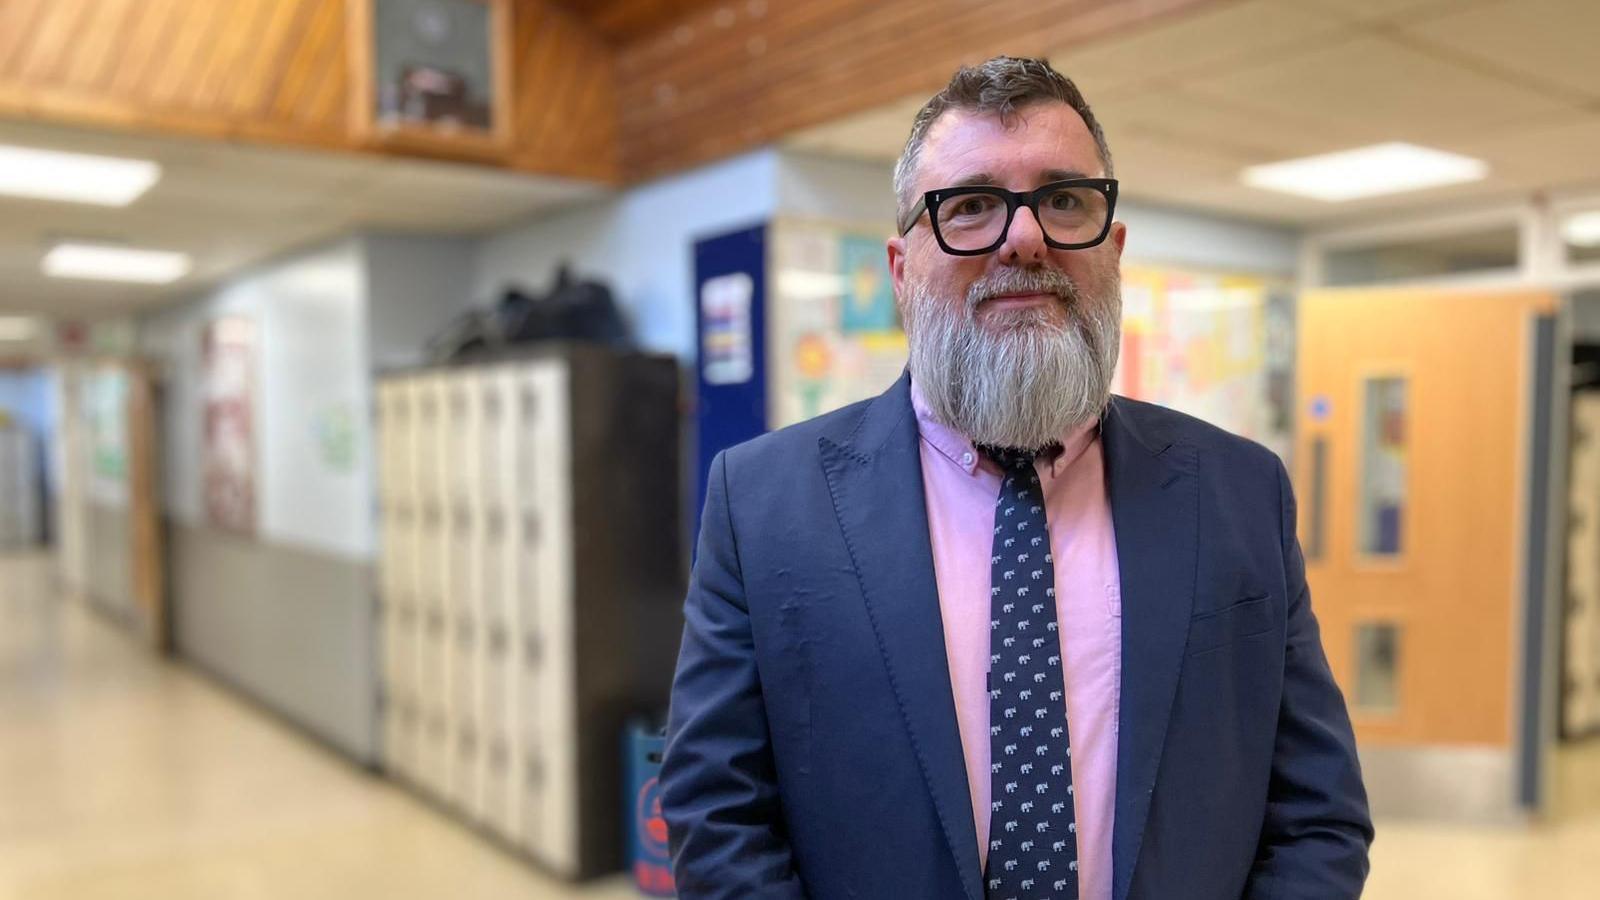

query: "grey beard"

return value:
[904, 265, 1121, 451]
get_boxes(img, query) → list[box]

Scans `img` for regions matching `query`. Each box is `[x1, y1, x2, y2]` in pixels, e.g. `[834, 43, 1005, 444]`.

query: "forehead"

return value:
[916, 102, 1104, 189]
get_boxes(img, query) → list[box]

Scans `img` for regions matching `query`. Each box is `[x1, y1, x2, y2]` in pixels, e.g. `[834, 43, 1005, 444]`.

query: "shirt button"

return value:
[960, 452, 974, 467]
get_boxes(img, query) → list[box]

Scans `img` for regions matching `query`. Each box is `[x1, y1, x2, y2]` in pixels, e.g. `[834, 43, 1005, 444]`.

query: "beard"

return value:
[903, 262, 1122, 451]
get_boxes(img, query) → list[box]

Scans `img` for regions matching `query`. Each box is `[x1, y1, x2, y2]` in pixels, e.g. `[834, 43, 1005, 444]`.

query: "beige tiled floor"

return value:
[3, 550, 1600, 899]
[0, 553, 637, 900]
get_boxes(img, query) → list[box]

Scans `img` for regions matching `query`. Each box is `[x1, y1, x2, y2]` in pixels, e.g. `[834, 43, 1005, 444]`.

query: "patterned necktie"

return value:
[980, 444, 1078, 900]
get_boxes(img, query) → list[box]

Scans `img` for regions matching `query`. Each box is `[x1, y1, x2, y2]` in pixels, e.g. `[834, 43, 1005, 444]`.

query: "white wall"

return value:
[364, 233, 477, 372]
[143, 239, 374, 560]
[775, 151, 898, 227]
[473, 149, 780, 360]
[1117, 200, 1300, 277]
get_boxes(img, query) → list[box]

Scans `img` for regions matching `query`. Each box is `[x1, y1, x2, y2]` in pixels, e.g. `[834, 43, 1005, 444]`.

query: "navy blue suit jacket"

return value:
[662, 372, 1372, 899]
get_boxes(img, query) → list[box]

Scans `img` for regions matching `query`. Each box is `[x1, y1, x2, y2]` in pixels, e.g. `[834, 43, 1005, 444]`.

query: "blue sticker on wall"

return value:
[1311, 395, 1331, 422]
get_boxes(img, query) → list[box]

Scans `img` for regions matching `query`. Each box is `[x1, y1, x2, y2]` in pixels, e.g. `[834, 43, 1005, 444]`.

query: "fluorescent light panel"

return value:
[43, 243, 191, 284]
[1563, 211, 1600, 248]
[1242, 142, 1487, 202]
[0, 144, 161, 206]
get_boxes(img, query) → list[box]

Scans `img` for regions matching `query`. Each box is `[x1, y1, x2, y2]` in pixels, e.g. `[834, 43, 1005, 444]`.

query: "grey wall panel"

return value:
[84, 501, 133, 620]
[1359, 746, 1520, 823]
[169, 521, 377, 764]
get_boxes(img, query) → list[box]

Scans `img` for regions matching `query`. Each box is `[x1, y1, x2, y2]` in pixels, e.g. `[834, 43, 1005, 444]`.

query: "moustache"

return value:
[966, 267, 1081, 312]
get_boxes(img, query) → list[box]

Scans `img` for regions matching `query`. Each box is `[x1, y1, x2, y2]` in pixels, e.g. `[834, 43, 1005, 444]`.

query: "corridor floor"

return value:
[3, 551, 1599, 899]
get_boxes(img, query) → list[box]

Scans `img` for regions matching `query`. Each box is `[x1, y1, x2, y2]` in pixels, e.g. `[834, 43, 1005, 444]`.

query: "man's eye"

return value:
[955, 198, 989, 216]
[1048, 192, 1080, 210]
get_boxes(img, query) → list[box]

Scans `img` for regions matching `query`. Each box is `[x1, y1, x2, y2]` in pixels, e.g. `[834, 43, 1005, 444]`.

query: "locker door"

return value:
[479, 367, 524, 842]
[516, 359, 578, 875]
[380, 379, 421, 783]
[445, 372, 484, 818]
[413, 375, 453, 800]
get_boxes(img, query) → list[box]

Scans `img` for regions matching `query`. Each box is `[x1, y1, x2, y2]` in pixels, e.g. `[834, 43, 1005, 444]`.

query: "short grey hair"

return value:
[892, 56, 1114, 231]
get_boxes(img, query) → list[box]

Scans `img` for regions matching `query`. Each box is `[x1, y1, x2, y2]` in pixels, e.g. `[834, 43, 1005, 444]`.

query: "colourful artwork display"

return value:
[1116, 266, 1293, 461]
[84, 368, 129, 507]
[838, 234, 898, 333]
[201, 316, 258, 535]
[769, 221, 909, 428]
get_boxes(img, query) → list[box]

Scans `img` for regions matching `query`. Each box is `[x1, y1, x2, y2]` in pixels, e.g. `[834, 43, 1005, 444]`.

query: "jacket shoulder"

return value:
[717, 394, 879, 474]
[1111, 394, 1284, 474]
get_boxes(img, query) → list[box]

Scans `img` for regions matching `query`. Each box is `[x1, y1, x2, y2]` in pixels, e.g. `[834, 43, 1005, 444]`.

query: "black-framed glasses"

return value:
[898, 178, 1119, 256]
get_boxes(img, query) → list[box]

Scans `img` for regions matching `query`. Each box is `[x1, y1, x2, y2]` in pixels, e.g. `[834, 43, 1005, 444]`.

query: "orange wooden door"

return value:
[125, 366, 167, 652]
[1296, 288, 1556, 749]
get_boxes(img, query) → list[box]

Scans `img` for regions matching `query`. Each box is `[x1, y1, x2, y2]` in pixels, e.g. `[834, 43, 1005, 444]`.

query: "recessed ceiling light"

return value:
[1563, 211, 1600, 248]
[0, 316, 40, 342]
[43, 243, 191, 284]
[0, 144, 161, 206]
[1241, 143, 1487, 202]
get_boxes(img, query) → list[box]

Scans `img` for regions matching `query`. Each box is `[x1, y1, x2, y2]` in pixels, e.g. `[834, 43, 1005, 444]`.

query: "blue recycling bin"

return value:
[626, 722, 674, 896]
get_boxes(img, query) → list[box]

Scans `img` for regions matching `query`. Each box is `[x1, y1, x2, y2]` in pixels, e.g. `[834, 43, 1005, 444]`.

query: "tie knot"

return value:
[977, 443, 1061, 472]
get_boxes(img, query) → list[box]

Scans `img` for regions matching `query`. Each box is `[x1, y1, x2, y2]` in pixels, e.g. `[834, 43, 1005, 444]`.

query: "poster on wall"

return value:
[838, 234, 898, 333]
[201, 317, 258, 535]
[769, 221, 909, 429]
[84, 368, 129, 507]
[1115, 266, 1294, 463]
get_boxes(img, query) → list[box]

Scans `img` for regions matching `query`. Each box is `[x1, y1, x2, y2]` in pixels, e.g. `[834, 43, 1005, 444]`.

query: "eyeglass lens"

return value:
[934, 185, 1110, 252]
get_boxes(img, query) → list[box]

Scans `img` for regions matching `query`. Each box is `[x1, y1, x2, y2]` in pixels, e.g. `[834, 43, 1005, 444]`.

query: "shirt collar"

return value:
[910, 378, 1099, 478]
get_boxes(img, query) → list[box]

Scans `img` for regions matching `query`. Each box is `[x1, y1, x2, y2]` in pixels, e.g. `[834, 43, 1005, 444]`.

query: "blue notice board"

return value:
[693, 223, 768, 535]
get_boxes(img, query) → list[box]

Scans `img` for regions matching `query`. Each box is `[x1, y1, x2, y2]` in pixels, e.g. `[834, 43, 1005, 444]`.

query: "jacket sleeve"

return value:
[1243, 459, 1375, 899]
[660, 450, 807, 900]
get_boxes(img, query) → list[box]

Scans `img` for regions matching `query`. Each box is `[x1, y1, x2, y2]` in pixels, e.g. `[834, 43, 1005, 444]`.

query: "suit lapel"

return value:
[819, 372, 983, 900]
[1102, 397, 1199, 900]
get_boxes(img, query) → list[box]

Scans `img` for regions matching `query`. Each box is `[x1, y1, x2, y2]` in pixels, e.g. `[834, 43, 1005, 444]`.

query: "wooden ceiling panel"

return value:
[551, 0, 727, 45]
[13, 0, 84, 84]
[615, 0, 1231, 179]
[0, 0, 617, 182]
[0, 0, 1235, 191]
[60, 0, 135, 89]
[0, 1, 47, 80]
[507, 1, 619, 181]
[189, 0, 275, 111]
[146, 0, 226, 107]
[106, 0, 186, 99]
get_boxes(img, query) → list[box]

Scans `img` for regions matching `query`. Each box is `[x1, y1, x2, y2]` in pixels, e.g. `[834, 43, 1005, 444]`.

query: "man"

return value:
[662, 56, 1372, 900]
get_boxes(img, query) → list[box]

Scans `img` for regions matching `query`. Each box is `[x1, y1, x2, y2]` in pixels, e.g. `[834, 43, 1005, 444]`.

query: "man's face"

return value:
[887, 102, 1126, 335]
[886, 101, 1128, 449]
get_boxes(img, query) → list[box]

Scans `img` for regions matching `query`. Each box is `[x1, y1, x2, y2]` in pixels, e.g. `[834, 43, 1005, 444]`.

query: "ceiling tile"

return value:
[1454, 113, 1600, 190]
[1183, 34, 1581, 146]
[1095, 88, 1360, 165]
[783, 94, 924, 163]
[1048, 0, 1351, 96]
[1293, 0, 1495, 24]
[1397, 0, 1600, 101]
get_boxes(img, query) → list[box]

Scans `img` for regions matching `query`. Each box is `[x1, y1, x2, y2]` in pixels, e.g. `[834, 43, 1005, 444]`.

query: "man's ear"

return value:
[888, 234, 908, 306]
[1110, 221, 1127, 258]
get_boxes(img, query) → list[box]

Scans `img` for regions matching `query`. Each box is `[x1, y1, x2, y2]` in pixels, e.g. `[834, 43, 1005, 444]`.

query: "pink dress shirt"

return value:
[911, 383, 1121, 900]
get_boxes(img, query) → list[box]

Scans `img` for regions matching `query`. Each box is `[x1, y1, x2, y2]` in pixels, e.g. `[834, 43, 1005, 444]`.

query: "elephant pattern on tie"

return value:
[980, 445, 1078, 900]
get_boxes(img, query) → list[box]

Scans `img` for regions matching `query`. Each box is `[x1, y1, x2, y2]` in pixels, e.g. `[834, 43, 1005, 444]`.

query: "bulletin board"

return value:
[767, 219, 908, 429]
[1117, 265, 1295, 462]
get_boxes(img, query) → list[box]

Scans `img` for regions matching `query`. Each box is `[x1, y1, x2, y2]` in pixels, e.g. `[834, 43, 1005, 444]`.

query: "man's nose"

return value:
[998, 205, 1048, 266]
